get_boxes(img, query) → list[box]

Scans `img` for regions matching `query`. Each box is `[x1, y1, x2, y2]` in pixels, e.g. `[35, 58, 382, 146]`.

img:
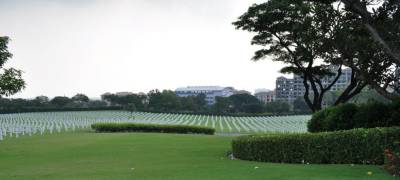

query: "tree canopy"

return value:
[0, 36, 25, 97]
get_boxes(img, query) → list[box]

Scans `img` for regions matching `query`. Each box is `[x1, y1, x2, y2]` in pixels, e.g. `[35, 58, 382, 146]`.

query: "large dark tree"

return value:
[308, 0, 400, 64]
[233, 0, 366, 112]
[307, 0, 400, 100]
[0, 37, 25, 97]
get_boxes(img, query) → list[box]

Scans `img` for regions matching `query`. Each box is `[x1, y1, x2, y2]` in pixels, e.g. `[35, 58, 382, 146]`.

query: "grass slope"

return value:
[0, 132, 396, 180]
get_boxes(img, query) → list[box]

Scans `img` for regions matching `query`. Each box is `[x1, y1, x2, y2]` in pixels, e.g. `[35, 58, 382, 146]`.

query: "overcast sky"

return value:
[0, 0, 285, 99]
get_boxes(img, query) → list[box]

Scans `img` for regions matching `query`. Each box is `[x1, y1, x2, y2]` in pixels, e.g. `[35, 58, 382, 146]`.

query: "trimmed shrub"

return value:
[353, 101, 392, 128]
[308, 101, 399, 132]
[308, 103, 358, 132]
[325, 103, 358, 131]
[307, 108, 332, 132]
[232, 127, 400, 164]
[91, 123, 215, 135]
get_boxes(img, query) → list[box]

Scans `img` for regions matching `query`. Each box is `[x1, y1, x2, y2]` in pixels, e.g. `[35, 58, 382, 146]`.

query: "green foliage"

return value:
[147, 90, 181, 112]
[229, 94, 262, 113]
[308, 101, 399, 132]
[307, 107, 334, 133]
[353, 101, 393, 128]
[102, 93, 147, 110]
[71, 93, 89, 103]
[264, 101, 291, 114]
[50, 96, 72, 107]
[232, 127, 400, 164]
[293, 97, 311, 114]
[0, 36, 25, 97]
[91, 123, 215, 135]
[324, 103, 358, 131]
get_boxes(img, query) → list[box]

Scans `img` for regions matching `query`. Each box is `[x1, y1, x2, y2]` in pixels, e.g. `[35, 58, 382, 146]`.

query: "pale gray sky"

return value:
[0, 0, 284, 98]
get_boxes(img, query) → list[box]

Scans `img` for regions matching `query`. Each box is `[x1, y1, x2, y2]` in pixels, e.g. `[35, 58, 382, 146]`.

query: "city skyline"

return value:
[0, 0, 287, 99]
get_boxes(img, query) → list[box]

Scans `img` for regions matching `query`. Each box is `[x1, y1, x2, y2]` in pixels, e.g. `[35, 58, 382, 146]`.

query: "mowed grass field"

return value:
[0, 131, 395, 180]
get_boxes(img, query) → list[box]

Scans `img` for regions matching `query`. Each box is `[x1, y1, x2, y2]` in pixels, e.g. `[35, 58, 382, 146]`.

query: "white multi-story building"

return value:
[175, 86, 235, 105]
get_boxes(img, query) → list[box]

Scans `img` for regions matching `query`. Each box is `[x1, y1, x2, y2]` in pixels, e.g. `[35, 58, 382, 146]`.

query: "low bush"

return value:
[307, 104, 357, 132]
[353, 101, 392, 128]
[91, 123, 215, 135]
[325, 103, 358, 131]
[307, 108, 332, 133]
[308, 101, 399, 132]
[232, 127, 400, 164]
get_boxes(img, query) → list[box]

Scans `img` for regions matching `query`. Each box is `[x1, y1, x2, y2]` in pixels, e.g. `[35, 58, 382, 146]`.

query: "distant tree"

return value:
[87, 100, 107, 107]
[33, 96, 49, 104]
[180, 94, 207, 112]
[101, 93, 146, 110]
[72, 94, 89, 103]
[229, 94, 262, 113]
[350, 88, 392, 104]
[50, 96, 71, 107]
[180, 96, 197, 112]
[147, 90, 181, 112]
[265, 101, 291, 114]
[0, 36, 25, 97]
[293, 97, 312, 114]
[212, 97, 232, 114]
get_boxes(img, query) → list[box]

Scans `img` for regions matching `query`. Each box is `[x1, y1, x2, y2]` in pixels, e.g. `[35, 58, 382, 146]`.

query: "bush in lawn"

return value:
[232, 127, 400, 164]
[307, 108, 333, 132]
[307, 104, 357, 132]
[325, 103, 358, 131]
[353, 101, 392, 128]
[91, 123, 215, 135]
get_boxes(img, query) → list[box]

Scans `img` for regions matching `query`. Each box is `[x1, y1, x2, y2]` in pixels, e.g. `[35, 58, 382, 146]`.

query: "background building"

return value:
[254, 90, 275, 103]
[275, 67, 352, 103]
[175, 86, 235, 105]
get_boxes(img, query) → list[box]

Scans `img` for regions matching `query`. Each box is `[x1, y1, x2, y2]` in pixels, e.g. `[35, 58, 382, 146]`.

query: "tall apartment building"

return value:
[276, 66, 352, 102]
[175, 86, 235, 105]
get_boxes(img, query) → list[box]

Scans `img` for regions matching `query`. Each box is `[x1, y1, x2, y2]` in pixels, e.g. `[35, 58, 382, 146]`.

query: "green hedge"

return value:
[232, 127, 400, 164]
[91, 123, 215, 135]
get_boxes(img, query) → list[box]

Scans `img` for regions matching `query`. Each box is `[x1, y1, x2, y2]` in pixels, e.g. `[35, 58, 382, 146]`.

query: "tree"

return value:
[229, 94, 263, 113]
[147, 90, 181, 112]
[0, 36, 25, 97]
[72, 94, 89, 103]
[50, 96, 71, 107]
[307, 0, 400, 100]
[308, 0, 400, 64]
[233, 0, 367, 112]
[212, 97, 232, 114]
[265, 101, 291, 114]
[293, 97, 312, 114]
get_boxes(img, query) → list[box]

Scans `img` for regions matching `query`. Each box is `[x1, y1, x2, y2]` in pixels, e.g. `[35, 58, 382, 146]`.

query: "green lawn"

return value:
[0, 132, 396, 180]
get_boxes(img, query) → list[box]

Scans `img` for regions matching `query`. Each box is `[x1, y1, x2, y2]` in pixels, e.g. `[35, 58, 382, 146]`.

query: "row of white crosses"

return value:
[0, 111, 311, 141]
